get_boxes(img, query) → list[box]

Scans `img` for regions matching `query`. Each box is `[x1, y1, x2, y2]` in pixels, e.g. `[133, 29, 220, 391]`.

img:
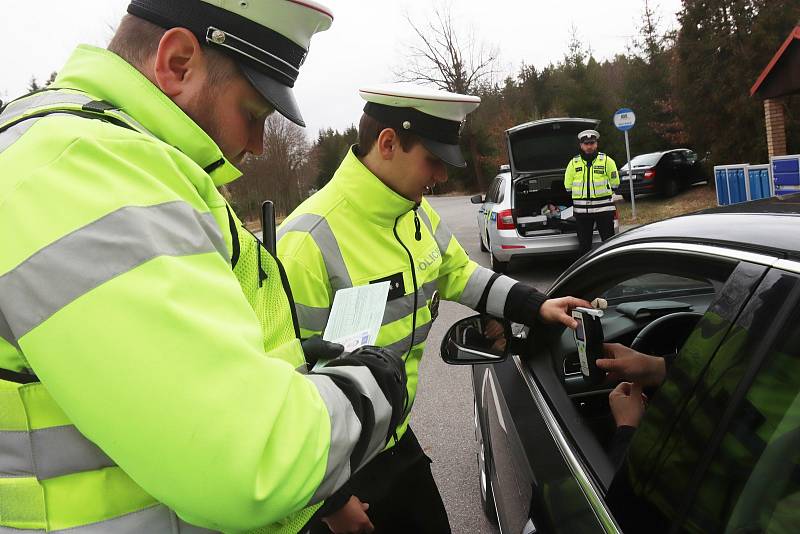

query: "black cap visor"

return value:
[241, 64, 305, 127]
[420, 137, 467, 168]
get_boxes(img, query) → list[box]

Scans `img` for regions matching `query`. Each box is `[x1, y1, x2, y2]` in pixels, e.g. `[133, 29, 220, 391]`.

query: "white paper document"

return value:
[323, 282, 390, 353]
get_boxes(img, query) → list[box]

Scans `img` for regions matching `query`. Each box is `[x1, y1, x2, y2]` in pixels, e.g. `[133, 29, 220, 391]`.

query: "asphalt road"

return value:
[411, 195, 578, 534]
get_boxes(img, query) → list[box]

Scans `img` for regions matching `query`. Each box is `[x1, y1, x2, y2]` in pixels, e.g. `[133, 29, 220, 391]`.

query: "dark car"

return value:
[619, 148, 707, 198]
[441, 194, 800, 533]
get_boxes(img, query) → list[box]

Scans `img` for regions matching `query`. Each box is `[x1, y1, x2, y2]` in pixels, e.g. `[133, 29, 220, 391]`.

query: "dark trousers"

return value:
[576, 212, 615, 256]
[307, 428, 451, 534]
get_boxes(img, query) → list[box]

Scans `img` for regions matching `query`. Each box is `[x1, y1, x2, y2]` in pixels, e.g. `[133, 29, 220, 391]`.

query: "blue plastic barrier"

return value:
[715, 165, 749, 206]
[772, 155, 800, 195]
[747, 165, 773, 201]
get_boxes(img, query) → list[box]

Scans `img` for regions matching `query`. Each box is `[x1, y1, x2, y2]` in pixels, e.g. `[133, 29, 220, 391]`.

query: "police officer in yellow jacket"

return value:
[277, 84, 591, 533]
[564, 129, 620, 255]
[0, 2, 410, 533]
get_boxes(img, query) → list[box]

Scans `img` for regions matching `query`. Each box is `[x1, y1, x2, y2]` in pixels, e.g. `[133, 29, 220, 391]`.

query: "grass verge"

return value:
[616, 183, 718, 226]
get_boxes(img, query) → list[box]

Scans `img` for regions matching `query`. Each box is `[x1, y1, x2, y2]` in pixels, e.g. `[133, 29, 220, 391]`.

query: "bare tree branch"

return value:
[394, 4, 498, 94]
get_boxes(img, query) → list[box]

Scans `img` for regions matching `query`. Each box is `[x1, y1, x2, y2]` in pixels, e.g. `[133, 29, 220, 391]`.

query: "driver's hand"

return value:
[538, 297, 592, 329]
[484, 319, 504, 340]
[596, 343, 666, 388]
[322, 495, 374, 534]
[609, 382, 647, 428]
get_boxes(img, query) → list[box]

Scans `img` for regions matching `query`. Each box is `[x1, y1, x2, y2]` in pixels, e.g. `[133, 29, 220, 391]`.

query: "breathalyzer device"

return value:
[572, 307, 605, 385]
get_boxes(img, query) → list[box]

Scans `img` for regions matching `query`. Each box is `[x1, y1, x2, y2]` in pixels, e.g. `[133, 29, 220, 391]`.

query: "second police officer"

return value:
[278, 84, 592, 533]
[564, 129, 620, 256]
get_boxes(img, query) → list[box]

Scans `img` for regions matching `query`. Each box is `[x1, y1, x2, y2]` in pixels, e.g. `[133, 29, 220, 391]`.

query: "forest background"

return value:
[20, 0, 800, 222]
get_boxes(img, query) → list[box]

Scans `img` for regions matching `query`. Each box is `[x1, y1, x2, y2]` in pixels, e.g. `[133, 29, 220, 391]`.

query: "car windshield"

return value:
[621, 153, 662, 170]
[601, 273, 715, 302]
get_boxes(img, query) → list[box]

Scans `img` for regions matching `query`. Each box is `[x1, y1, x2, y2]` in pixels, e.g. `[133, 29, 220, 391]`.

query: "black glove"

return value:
[325, 345, 408, 441]
[301, 335, 344, 367]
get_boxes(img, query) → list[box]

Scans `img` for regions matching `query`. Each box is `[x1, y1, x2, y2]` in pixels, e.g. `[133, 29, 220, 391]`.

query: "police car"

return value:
[472, 118, 618, 273]
[445, 194, 800, 533]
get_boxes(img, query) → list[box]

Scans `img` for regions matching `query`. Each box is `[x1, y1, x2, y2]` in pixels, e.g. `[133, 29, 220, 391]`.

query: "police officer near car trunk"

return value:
[278, 84, 592, 533]
[564, 129, 620, 255]
[0, 2, 410, 532]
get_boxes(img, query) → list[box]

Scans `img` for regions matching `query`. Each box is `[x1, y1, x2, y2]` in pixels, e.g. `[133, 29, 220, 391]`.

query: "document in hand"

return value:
[322, 282, 390, 353]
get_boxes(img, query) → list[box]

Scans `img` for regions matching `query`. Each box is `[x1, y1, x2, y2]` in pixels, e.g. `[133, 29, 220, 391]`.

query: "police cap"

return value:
[359, 84, 481, 168]
[578, 129, 600, 142]
[127, 0, 333, 127]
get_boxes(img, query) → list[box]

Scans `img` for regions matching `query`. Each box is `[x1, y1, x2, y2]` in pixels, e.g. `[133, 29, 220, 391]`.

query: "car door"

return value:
[669, 151, 688, 183]
[480, 243, 774, 533]
[608, 260, 800, 533]
[479, 176, 501, 246]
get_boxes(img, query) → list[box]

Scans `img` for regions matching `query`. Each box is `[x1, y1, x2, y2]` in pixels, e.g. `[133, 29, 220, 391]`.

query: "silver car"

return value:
[471, 118, 618, 273]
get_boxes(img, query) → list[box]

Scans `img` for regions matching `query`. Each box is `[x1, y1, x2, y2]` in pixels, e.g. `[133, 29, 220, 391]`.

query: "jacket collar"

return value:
[53, 45, 241, 187]
[330, 147, 417, 227]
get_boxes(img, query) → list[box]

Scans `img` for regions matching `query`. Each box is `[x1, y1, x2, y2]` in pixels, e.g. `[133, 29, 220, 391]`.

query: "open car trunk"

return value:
[514, 175, 577, 236]
[505, 118, 600, 237]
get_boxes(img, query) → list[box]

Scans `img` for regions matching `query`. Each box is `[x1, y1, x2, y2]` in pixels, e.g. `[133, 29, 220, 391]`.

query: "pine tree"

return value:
[675, 0, 800, 164]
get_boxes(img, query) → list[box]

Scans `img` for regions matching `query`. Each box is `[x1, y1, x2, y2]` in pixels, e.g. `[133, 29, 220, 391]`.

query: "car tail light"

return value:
[501, 245, 525, 250]
[644, 169, 656, 180]
[496, 209, 515, 230]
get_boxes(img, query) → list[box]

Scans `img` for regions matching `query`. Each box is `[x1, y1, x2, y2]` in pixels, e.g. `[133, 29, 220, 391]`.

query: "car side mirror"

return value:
[440, 315, 510, 365]
[470, 194, 485, 204]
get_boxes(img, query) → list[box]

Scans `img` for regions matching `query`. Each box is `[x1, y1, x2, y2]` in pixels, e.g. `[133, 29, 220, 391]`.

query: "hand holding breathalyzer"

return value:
[572, 306, 605, 385]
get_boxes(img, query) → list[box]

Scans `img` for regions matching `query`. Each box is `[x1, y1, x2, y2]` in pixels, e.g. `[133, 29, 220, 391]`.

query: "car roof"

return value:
[592, 194, 800, 260]
[634, 148, 693, 159]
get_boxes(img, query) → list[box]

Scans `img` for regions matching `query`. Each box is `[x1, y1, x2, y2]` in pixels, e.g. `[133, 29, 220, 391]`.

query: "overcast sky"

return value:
[1, 0, 682, 138]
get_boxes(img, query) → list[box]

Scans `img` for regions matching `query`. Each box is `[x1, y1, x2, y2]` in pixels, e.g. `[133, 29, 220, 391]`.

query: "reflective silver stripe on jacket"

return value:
[459, 267, 494, 309]
[277, 214, 353, 291]
[0, 201, 227, 345]
[0, 90, 156, 141]
[382, 280, 437, 326]
[416, 208, 453, 256]
[573, 197, 615, 214]
[0, 91, 94, 125]
[0, 504, 218, 533]
[306, 366, 392, 503]
[459, 267, 514, 317]
[0, 425, 115, 480]
[0, 120, 39, 155]
[384, 320, 434, 355]
[486, 275, 516, 318]
[295, 303, 330, 333]
[574, 205, 616, 214]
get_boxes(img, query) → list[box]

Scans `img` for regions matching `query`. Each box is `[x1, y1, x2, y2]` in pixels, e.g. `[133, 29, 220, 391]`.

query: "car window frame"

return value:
[671, 265, 800, 532]
[540, 243, 785, 487]
[605, 261, 800, 532]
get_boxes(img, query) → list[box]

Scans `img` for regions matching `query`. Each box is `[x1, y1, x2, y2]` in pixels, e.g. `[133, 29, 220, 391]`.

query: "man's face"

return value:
[580, 139, 598, 158]
[390, 142, 449, 202]
[184, 72, 275, 166]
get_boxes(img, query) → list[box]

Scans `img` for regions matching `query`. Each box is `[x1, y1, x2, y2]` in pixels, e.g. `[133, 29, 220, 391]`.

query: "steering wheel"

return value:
[630, 312, 703, 357]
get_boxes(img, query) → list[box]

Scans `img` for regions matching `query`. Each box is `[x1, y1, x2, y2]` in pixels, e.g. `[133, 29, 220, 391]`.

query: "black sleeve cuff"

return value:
[503, 283, 548, 326]
[317, 482, 352, 517]
[609, 425, 637, 469]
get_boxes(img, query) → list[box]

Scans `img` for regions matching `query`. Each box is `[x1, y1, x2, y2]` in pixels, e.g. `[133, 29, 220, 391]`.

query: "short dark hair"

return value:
[108, 14, 240, 90]
[356, 112, 421, 156]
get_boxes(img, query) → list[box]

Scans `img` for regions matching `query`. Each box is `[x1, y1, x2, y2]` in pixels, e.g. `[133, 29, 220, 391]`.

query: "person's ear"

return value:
[153, 28, 207, 103]
[376, 128, 397, 161]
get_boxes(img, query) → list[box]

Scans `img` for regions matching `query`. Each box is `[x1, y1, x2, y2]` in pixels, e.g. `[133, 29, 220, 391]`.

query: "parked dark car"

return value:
[442, 194, 800, 533]
[619, 148, 707, 198]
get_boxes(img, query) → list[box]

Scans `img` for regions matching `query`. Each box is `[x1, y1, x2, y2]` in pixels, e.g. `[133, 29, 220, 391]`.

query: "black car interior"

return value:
[536, 250, 738, 484]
